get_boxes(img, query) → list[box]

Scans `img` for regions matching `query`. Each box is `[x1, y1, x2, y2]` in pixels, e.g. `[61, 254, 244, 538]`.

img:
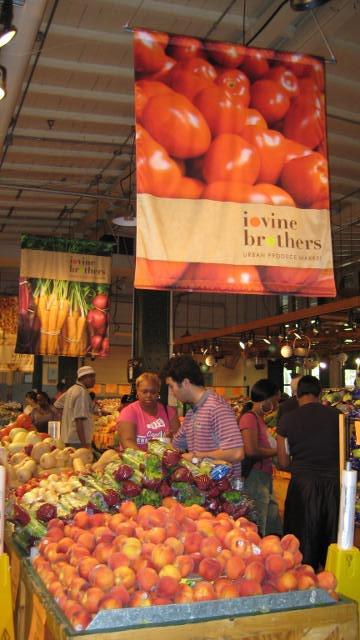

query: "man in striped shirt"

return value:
[163, 355, 244, 478]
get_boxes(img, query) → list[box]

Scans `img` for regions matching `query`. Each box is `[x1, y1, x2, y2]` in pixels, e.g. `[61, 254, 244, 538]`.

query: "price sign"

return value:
[10, 551, 20, 605]
[28, 593, 46, 640]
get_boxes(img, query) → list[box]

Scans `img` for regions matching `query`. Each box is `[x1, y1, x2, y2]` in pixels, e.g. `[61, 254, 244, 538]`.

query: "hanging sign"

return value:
[0, 297, 34, 372]
[15, 235, 112, 357]
[133, 29, 335, 297]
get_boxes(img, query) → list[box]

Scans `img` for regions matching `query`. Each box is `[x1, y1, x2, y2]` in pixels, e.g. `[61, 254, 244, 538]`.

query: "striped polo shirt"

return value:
[173, 391, 243, 477]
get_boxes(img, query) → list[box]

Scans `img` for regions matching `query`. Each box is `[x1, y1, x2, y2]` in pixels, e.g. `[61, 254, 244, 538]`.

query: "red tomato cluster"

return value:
[134, 30, 329, 211]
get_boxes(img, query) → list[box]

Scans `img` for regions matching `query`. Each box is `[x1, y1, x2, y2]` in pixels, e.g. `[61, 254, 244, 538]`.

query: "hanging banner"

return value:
[133, 29, 335, 297]
[0, 297, 34, 372]
[15, 235, 112, 357]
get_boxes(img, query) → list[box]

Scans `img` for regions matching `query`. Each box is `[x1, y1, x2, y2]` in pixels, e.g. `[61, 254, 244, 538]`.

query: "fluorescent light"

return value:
[239, 340, 246, 350]
[0, 66, 6, 100]
[263, 337, 271, 345]
[112, 215, 136, 227]
[294, 332, 301, 340]
[0, 25, 16, 47]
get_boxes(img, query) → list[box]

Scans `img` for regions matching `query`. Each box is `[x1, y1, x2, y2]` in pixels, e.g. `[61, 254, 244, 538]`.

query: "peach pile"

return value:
[32, 501, 337, 630]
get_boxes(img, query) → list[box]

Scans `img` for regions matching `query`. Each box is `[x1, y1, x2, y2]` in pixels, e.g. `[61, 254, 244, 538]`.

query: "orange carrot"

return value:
[38, 294, 50, 354]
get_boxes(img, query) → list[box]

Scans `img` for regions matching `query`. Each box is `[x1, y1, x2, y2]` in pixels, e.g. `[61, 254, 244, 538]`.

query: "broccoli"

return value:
[222, 490, 243, 504]
[144, 454, 163, 481]
[132, 488, 162, 508]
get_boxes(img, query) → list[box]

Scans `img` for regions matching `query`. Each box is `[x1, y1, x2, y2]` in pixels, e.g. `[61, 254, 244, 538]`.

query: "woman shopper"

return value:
[117, 372, 180, 451]
[239, 378, 282, 537]
[31, 391, 60, 433]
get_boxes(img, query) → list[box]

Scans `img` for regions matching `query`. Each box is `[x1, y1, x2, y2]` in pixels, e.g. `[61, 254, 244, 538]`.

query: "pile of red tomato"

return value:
[135, 30, 329, 210]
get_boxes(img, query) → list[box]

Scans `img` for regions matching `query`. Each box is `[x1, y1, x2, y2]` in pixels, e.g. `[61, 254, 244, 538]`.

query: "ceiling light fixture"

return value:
[290, 0, 330, 10]
[239, 340, 246, 350]
[0, 0, 17, 48]
[112, 215, 136, 227]
[0, 66, 6, 101]
[263, 337, 271, 345]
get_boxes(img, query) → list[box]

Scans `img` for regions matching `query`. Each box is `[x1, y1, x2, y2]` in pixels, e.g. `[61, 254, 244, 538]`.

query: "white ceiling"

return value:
[0, 0, 359, 273]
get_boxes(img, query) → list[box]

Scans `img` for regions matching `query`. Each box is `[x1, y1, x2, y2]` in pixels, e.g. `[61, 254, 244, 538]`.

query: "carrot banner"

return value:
[15, 235, 112, 357]
[133, 29, 335, 297]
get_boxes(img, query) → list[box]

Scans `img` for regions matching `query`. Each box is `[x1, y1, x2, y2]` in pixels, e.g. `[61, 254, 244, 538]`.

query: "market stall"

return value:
[1, 432, 358, 639]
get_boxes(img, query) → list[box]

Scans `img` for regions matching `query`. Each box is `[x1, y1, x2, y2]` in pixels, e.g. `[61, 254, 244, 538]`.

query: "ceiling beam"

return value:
[14, 128, 131, 146]
[37, 57, 133, 78]
[20, 107, 133, 127]
[1, 162, 121, 178]
[28, 83, 132, 106]
[174, 296, 360, 347]
[7, 145, 128, 162]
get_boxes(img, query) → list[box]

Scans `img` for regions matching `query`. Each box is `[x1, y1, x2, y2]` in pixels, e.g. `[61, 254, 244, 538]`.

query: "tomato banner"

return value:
[15, 235, 112, 357]
[133, 29, 336, 297]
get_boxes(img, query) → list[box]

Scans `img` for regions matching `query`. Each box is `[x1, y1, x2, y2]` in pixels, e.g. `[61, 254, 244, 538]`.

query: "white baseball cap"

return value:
[77, 365, 95, 379]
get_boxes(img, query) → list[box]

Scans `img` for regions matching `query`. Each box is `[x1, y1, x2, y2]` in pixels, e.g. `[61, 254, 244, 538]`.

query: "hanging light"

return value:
[0, 0, 17, 48]
[0, 66, 6, 101]
[290, 0, 330, 10]
[239, 339, 246, 350]
[112, 214, 136, 227]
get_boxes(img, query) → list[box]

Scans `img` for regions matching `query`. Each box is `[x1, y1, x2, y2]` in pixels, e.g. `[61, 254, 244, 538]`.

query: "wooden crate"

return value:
[14, 554, 358, 640]
[21, 598, 360, 640]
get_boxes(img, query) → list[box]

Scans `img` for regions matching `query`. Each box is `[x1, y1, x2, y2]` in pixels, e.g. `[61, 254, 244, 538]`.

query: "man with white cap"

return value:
[55, 365, 96, 447]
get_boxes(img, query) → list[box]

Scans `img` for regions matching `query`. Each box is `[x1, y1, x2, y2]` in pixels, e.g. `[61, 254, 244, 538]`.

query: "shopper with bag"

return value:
[239, 379, 282, 537]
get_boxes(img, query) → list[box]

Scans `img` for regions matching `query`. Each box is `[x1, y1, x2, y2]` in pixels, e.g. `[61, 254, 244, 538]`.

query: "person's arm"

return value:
[171, 421, 187, 451]
[117, 420, 139, 450]
[75, 417, 88, 447]
[182, 446, 244, 463]
[277, 435, 291, 469]
[54, 394, 65, 419]
[50, 405, 60, 420]
[241, 427, 276, 459]
[168, 409, 181, 437]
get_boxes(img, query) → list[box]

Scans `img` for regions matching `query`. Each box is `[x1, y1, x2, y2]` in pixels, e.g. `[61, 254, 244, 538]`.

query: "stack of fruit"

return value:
[0, 401, 21, 426]
[8, 443, 256, 550]
[31, 502, 338, 631]
[1, 415, 93, 488]
[92, 402, 119, 450]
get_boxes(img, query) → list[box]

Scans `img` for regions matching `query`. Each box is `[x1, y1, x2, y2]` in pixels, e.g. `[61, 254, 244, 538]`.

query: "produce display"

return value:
[7, 443, 257, 551]
[92, 398, 119, 450]
[0, 412, 93, 488]
[30, 503, 338, 631]
[0, 401, 21, 427]
[321, 388, 360, 417]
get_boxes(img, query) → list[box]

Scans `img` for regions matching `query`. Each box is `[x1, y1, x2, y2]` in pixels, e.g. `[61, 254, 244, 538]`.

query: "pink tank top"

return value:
[117, 400, 175, 450]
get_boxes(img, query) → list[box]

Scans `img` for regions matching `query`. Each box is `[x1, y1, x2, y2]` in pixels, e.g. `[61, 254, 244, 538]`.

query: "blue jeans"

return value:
[244, 469, 283, 537]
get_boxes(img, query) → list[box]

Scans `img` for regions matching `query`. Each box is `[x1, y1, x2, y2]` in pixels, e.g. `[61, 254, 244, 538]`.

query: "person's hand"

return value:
[181, 452, 193, 461]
